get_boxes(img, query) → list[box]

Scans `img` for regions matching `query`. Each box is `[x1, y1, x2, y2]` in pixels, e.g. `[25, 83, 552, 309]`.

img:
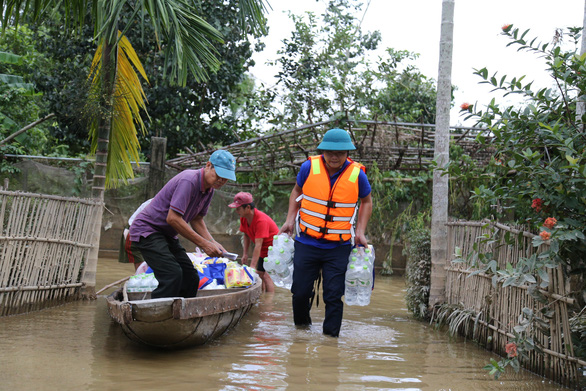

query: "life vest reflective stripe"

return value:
[297, 155, 364, 241]
[301, 194, 357, 209]
[299, 207, 353, 222]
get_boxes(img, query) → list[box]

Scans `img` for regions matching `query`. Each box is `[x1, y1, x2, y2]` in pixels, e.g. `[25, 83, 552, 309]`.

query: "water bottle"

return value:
[264, 257, 283, 287]
[267, 245, 278, 260]
[356, 265, 373, 306]
[364, 246, 375, 266]
[144, 273, 159, 292]
[280, 264, 293, 290]
[281, 235, 295, 253]
[277, 260, 292, 290]
[138, 274, 150, 293]
[344, 264, 359, 305]
[274, 259, 289, 277]
[277, 248, 293, 266]
[126, 275, 140, 293]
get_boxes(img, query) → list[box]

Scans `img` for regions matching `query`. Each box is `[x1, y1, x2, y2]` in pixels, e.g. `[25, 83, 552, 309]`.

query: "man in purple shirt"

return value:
[129, 150, 236, 298]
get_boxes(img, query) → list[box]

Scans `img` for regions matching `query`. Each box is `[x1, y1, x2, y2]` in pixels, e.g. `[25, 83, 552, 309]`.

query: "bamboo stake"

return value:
[96, 276, 131, 295]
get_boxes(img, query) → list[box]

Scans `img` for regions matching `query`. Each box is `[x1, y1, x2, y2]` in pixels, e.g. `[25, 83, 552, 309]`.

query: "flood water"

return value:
[0, 257, 570, 390]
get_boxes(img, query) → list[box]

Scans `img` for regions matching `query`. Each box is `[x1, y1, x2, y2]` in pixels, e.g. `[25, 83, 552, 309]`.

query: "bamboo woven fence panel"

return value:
[0, 191, 103, 316]
[445, 220, 583, 388]
[166, 120, 492, 179]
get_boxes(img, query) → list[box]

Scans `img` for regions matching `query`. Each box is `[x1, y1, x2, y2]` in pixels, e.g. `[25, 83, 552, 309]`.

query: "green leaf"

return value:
[565, 155, 579, 165]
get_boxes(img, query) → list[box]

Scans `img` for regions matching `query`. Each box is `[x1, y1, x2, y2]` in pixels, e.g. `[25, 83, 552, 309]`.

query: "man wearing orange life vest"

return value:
[279, 128, 372, 337]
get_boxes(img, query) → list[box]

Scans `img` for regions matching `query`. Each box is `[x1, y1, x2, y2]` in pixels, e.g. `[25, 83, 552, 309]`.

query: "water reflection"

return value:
[0, 258, 569, 391]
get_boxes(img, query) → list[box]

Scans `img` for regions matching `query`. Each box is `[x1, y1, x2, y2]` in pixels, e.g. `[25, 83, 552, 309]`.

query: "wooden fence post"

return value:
[148, 137, 167, 199]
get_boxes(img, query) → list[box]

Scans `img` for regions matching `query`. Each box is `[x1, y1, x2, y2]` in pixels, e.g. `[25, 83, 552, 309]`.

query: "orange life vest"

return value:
[297, 156, 365, 242]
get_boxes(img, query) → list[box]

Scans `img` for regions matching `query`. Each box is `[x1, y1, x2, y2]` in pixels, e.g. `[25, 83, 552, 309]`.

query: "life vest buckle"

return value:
[326, 200, 336, 208]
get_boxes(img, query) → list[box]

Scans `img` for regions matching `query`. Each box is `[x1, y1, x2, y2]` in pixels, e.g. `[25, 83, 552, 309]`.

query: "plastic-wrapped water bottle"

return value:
[267, 245, 277, 259]
[274, 259, 289, 277]
[144, 273, 159, 292]
[344, 264, 359, 305]
[138, 274, 150, 292]
[281, 234, 295, 253]
[277, 248, 292, 265]
[356, 265, 373, 306]
[127, 275, 141, 293]
[263, 257, 283, 287]
[364, 246, 375, 266]
[274, 259, 292, 289]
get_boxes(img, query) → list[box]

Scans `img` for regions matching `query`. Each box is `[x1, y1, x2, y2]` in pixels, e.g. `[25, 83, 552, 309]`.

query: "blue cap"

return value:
[209, 150, 236, 181]
[317, 128, 356, 151]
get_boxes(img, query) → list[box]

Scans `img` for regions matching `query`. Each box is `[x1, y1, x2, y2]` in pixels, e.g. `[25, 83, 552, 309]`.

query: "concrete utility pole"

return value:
[429, 0, 454, 307]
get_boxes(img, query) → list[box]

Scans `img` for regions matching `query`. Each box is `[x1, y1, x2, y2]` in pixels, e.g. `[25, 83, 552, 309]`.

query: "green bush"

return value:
[403, 213, 431, 320]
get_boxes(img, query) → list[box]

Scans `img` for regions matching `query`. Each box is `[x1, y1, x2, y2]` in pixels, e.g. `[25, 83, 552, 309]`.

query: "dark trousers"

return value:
[134, 233, 199, 299]
[291, 241, 351, 337]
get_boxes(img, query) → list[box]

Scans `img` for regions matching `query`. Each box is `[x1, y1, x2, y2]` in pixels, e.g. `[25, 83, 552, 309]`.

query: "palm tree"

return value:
[0, 0, 268, 297]
[430, 0, 454, 307]
[0, 0, 268, 198]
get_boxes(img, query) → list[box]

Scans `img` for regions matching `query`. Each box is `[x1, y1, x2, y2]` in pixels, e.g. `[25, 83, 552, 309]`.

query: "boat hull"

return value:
[107, 279, 262, 348]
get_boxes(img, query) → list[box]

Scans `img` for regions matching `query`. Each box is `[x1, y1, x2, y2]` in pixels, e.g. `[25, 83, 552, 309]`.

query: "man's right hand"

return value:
[279, 220, 295, 236]
[201, 240, 223, 257]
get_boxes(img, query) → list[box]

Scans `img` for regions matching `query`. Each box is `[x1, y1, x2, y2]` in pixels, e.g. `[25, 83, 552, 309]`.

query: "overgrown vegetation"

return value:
[445, 24, 586, 379]
[403, 211, 431, 319]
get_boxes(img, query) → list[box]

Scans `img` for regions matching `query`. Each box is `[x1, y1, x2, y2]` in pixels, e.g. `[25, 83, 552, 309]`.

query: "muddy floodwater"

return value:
[0, 257, 570, 390]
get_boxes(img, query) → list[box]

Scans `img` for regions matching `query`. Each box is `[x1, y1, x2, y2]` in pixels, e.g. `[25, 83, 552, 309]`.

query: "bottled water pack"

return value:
[344, 245, 375, 306]
[265, 233, 295, 290]
[127, 272, 159, 293]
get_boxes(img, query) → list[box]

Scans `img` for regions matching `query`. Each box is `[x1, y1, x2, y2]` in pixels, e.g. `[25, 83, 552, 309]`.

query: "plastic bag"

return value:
[224, 264, 254, 288]
[188, 247, 208, 265]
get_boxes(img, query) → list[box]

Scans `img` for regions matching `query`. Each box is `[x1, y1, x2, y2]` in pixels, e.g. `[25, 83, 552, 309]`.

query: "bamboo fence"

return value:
[166, 120, 493, 180]
[445, 220, 584, 388]
[0, 190, 103, 316]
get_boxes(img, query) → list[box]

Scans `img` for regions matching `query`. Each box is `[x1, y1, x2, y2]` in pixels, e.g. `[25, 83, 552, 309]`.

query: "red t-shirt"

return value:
[239, 209, 279, 258]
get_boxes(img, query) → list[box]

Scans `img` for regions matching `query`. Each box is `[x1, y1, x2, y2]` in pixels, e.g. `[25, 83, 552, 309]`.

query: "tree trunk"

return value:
[429, 0, 454, 307]
[81, 38, 118, 299]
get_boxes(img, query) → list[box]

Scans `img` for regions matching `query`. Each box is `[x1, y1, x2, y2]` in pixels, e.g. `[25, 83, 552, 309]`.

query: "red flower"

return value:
[531, 198, 543, 212]
[505, 342, 518, 358]
[460, 102, 471, 111]
[543, 217, 557, 229]
[502, 24, 512, 32]
[540, 231, 551, 241]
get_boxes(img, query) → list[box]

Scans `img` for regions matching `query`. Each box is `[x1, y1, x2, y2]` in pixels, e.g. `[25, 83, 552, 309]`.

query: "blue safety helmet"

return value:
[317, 128, 356, 151]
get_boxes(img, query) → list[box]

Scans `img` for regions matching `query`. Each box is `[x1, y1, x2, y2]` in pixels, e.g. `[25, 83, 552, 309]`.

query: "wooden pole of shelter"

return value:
[148, 137, 167, 199]
[429, 0, 454, 307]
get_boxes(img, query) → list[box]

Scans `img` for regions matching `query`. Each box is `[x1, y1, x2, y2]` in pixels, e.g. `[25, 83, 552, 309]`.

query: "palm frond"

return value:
[143, 0, 223, 85]
[237, 0, 269, 36]
[88, 32, 149, 188]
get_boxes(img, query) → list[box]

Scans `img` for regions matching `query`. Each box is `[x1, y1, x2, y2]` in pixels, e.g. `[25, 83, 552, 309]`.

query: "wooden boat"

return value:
[106, 278, 262, 349]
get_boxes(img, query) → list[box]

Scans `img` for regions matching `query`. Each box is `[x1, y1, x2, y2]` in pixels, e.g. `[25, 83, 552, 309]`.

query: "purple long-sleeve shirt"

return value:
[129, 169, 214, 241]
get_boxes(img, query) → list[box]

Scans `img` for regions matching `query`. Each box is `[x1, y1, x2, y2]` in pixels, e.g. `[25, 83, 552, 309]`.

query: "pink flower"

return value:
[543, 217, 557, 229]
[502, 24, 512, 32]
[540, 231, 551, 241]
[505, 342, 518, 358]
[460, 102, 471, 111]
